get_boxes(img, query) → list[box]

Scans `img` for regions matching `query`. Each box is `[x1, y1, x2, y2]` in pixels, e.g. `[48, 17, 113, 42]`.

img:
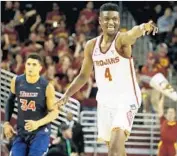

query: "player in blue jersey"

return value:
[3, 53, 59, 156]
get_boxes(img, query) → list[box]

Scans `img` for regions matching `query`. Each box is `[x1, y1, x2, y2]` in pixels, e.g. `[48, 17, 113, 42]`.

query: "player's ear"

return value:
[39, 65, 42, 72]
[99, 16, 101, 25]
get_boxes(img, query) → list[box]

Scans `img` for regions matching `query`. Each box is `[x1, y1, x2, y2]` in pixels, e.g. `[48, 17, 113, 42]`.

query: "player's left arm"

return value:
[120, 20, 158, 46]
[25, 83, 59, 132]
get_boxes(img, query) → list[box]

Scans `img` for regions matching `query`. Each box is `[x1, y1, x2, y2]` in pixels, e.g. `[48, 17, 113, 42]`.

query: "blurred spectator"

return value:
[45, 2, 66, 35]
[20, 40, 42, 58]
[53, 20, 69, 40]
[72, 52, 84, 71]
[151, 4, 163, 23]
[44, 65, 62, 92]
[67, 113, 84, 156]
[157, 95, 177, 156]
[166, 26, 177, 69]
[172, 4, 177, 20]
[157, 8, 176, 42]
[13, 1, 20, 11]
[30, 15, 44, 38]
[165, 25, 177, 44]
[76, 1, 97, 37]
[57, 55, 72, 75]
[13, 4, 37, 42]
[44, 38, 56, 56]
[59, 112, 85, 156]
[2, 1, 15, 23]
[168, 34, 177, 72]
[13, 2, 23, 23]
[66, 68, 78, 83]
[3, 21, 19, 47]
[74, 33, 86, 58]
[47, 124, 78, 156]
[141, 52, 164, 113]
[44, 55, 54, 68]
[46, 3, 65, 24]
[36, 23, 47, 42]
[54, 37, 69, 57]
[156, 43, 170, 77]
[11, 54, 25, 75]
[0, 53, 13, 71]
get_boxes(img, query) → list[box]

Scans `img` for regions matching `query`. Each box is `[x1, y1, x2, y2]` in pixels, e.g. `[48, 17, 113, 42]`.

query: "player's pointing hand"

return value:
[143, 20, 158, 36]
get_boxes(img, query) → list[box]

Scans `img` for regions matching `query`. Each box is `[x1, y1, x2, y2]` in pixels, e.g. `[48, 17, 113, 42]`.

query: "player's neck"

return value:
[26, 75, 40, 84]
[102, 33, 116, 44]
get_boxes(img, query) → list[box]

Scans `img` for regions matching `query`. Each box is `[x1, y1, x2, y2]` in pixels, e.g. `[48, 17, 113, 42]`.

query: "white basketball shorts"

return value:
[97, 102, 139, 142]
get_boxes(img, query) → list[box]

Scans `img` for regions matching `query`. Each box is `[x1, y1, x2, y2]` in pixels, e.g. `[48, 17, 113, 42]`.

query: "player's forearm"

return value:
[129, 24, 146, 40]
[121, 23, 147, 45]
[64, 73, 88, 97]
[37, 109, 59, 127]
[5, 92, 16, 122]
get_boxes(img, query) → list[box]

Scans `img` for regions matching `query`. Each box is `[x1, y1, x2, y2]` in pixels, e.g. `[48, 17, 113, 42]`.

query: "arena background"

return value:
[1, 1, 177, 156]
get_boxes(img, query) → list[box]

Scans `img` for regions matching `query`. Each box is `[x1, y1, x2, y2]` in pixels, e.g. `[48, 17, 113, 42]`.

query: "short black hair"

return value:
[27, 53, 43, 65]
[100, 3, 119, 13]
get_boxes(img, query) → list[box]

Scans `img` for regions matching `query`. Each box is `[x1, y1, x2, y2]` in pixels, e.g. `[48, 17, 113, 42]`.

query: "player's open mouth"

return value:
[107, 27, 115, 31]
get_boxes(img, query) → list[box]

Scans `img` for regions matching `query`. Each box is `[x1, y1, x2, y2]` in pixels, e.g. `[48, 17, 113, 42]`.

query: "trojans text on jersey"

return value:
[94, 56, 119, 67]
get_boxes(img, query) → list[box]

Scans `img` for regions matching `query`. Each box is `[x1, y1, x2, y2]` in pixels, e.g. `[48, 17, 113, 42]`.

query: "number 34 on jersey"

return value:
[20, 99, 36, 111]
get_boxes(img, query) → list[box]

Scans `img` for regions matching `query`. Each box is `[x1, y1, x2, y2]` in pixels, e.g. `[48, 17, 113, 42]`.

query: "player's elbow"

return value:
[128, 38, 136, 45]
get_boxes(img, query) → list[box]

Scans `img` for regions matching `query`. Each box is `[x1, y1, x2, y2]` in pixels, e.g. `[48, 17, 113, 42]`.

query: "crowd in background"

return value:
[1, 1, 177, 155]
[1, 1, 99, 109]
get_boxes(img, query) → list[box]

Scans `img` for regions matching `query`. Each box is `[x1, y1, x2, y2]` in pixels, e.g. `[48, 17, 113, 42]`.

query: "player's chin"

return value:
[107, 30, 117, 36]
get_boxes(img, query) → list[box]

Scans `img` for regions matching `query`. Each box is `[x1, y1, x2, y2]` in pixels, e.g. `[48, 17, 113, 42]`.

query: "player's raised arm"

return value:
[56, 39, 95, 107]
[4, 76, 17, 139]
[24, 83, 59, 132]
[120, 20, 158, 45]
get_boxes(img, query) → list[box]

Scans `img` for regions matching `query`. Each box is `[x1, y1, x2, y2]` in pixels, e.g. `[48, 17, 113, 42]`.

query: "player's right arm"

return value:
[120, 21, 158, 46]
[57, 39, 95, 107]
[3, 76, 17, 139]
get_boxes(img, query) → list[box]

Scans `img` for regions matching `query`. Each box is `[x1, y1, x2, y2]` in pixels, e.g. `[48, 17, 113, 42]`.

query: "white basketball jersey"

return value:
[92, 33, 142, 108]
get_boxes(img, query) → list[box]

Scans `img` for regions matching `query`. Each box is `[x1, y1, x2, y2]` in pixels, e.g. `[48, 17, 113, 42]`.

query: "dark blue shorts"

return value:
[10, 129, 50, 156]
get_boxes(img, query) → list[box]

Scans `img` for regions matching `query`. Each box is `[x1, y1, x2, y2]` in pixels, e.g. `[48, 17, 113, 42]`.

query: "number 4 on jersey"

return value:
[20, 99, 36, 111]
[105, 68, 112, 81]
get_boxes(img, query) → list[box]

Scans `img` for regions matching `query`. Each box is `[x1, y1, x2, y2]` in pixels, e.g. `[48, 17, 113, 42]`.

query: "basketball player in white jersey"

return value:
[57, 3, 158, 156]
